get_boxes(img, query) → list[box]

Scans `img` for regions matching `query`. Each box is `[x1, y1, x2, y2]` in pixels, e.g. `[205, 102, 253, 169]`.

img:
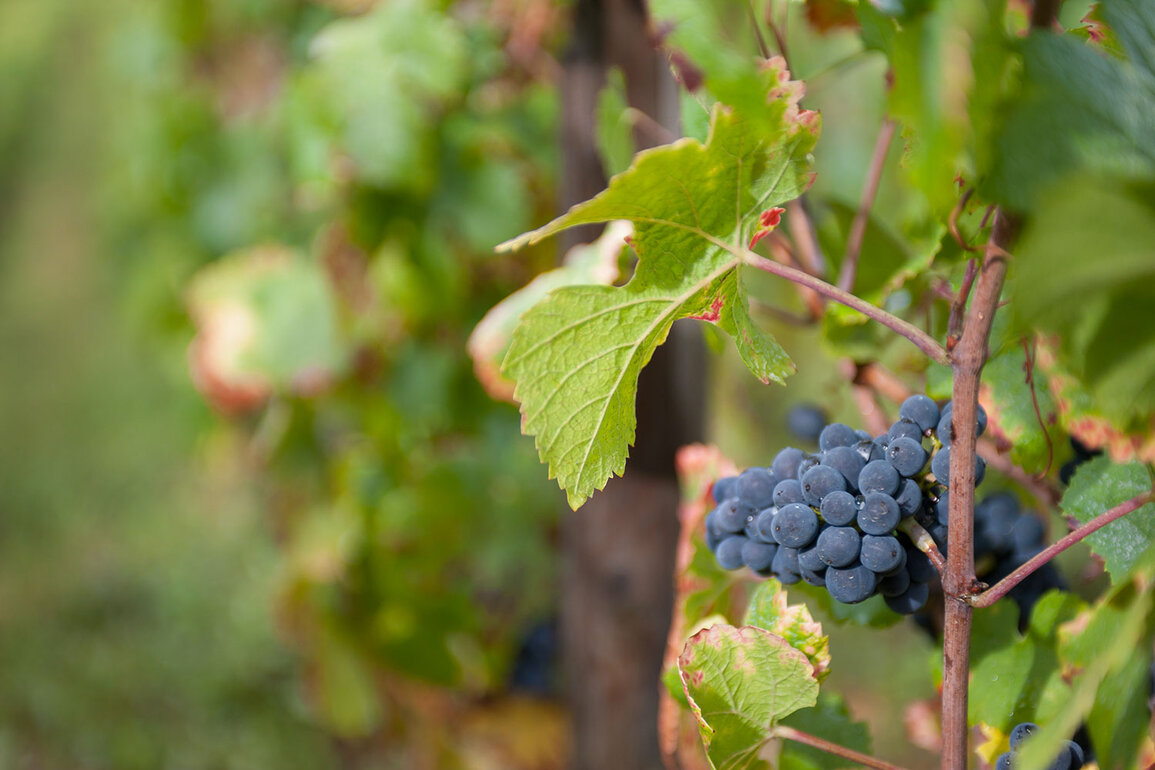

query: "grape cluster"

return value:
[705, 395, 987, 614]
[927, 490, 1064, 625]
[996, 723, 1086, 770]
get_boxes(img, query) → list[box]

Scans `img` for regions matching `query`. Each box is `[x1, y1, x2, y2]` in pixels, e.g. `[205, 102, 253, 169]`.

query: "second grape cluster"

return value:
[705, 395, 987, 613]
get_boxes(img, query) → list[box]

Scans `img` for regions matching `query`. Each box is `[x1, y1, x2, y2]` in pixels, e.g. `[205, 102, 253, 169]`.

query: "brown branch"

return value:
[948, 187, 979, 253]
[1021, 337, 1054, 477]
[900, 518, 948, 577]
[947, 258, 978, 346]
[970, 491, 1155, 608]
[746, 0, 772, 59]
[838, 118, 896, 293]
[786, 200, 826, 277]
[740, 250, 950, 365]
[941, 208, 1018, 770]
[772, 726, 913, 770]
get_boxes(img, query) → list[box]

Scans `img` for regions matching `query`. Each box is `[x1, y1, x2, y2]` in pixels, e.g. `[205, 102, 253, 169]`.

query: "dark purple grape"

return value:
[995, 753, 1012, 770]
[1010, 722, 1038, 750]
[754, 507, 779, 543]
[714, 498, 753, 533]
[859, 460, 900, 496]
[1011, 515, 1046, 553]
[858, 492, 900, 535]
[860, 534, 904, 573]
[772, 547, 801, 584]
[819, 490, 858, 526]
[906, 545, 936, 582]
[796, 453, 823, 481]
[900, 394, 941, 433]
[854, 438, 886, 463]
[819, 423, 859, 451]
[787, 404, 828, 442]
[736, 467, 778, 509]
[823, 445, 866, 490]
[816, 526, 861, 568]
[801, 464, 847, 506]
[887, 436, 929, 478]
[934, 492, 950, 526]
[716, 536, 747, 570]
[932, 446, 952, 484]
[741, 540, 778, 572]
[888, 418, 924, 444]
[884, 581, 929, 614]
[771, 447, 805, 481]
[800, 565, 827, 586]
[895, 478, 923, 517]
[798, 541, 826, 572]
[773, 479, 805, 507]
[826, 562, 877, 604]
[773, 503, 821, 548]
[879, 568, 911, 597]
[712, 476, 738, 504]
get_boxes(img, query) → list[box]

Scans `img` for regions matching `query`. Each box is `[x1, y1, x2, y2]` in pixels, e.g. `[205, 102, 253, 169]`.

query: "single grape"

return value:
[888, 418, 924, 444]
[854, 438, 886, 463]
[1009, 722, 1038, 750]
[887, 436, 929, 478]
[736, 467, 778, 509]
[1046, 747, 1073, 770]
[899, 394, 941, 433]
[937, 411, 954, 446]
[826, 562, 878, 604]
[819, 422, 859, 451]
[884, 580, 929, 614]
[712, 476, 738, 504]
[816, 526, 861, 568]
[976, 456, 987, 486]
[823, 445, 867, 490]
[773, 479, 806, 507]
[931, 446, 951, 484]
[937, 402, 988, 445]
[895, 478, 923, 517]
[742, 540, 778, 572]
[714, 498, 753, 533]
[1011, 515, 1046, 553]
[798, 541, 826, 572]
[906, 545, 936, 582]
[995, 753, 1013, 770]
[745, 513, 770, 543]
[796, 453, 823, 481]
[860, 534, 904, 574]
[787, 404, 828, 442]
[859, 460, 900, 496]
[929, 523, 949, 550]
[819, 490, 858, 526]
[935, 492, 950, 526]
[879, 567, 911, 597]
[800, 565, 827, 586]
[753, 507, 779, 543]
[858, 492, 900, 535]
[773, 503, 821, 548]
[801, 464, 847, 506]
[772, 546, 801, 584]
[716, 535, 747, 570]
[1066, 740, 1085, 767]
[771, 447, 805, 482]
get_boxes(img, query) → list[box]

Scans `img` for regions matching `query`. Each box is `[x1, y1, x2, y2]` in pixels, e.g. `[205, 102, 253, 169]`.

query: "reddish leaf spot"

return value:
[687, 295, 724, 323]
[760, 207, 785, 228]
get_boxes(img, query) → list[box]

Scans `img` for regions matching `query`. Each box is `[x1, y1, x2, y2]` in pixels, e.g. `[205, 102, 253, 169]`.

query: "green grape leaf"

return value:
[678, 624, 820, 770]
[499, 99, 819, 508]
[888, 0, 1011, 213]
[987, 0, 1155, 210]
[980, 345, 1061, 473]
[470, 222, 630, 402]
[1056, 581, 1155, 770]
[968, 591, 1087, 731]
[778, 693, 872, 770]
[743, 580, 831, 681]
[1018, 578, 1154, 770]
[1012, 175, 1155, 433]
[596, 68, 636, 178]
[1060, 456, 1155, 582]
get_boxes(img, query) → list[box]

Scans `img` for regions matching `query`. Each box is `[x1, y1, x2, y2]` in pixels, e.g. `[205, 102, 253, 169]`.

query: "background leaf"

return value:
[678, 624, 820, 770]
[1060, 456, 1155, 582]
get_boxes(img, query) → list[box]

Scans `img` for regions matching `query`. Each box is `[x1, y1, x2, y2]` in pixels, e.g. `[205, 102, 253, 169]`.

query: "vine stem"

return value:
[771, 726, 912, 770]
[941, 209, 1018, 770]
[741, 250, 950, 365]
[838, 117, 896, 293]
[969, 491, 1155, 608]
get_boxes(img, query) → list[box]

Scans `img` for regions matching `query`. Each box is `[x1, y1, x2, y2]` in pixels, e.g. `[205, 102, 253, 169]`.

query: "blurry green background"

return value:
[0, 0, 944, 767]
